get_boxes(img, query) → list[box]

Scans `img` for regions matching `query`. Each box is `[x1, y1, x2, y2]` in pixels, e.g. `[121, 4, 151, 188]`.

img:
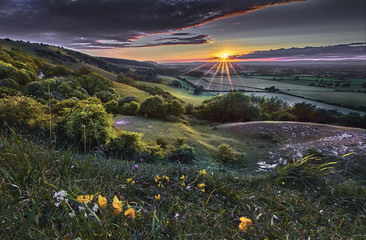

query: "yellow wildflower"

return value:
[199, 169, 207, 175]
[131, 181, 135, 185]
[97, 195, 107, 208]
[126, 178, 133, 183]
[201, 189, 205, 193]
[77, 195, 93, 204]
[158, 182, 164, 188]
[198, 183, 206, 188]
[180, 175, 185, 180]
[282, 182, 285, 185]
[155, 175, 160, 183]
[155, 194, 161, 200]
[164, 176, 170, 182]
[181, 183, 186, 187]
[239, 216, 253, 232]
[124, 208, 136, 219]
[112, 196, 123, 215]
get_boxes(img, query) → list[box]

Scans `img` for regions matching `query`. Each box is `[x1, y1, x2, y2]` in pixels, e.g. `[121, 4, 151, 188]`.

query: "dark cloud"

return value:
[0, 0, 303, 48]
[235, 43, 366, 60]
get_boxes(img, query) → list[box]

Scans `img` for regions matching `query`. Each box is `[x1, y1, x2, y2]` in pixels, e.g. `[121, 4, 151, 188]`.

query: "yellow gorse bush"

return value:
[199, 169, 207, 175]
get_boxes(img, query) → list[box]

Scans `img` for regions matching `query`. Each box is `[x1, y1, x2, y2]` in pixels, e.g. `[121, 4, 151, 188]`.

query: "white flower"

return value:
[92, 203, 98, 212]
[69, 212, 75, 218]
[78, 206, 85, 211]
[53, 190, 67, 202]
[174, 213, 179, 219]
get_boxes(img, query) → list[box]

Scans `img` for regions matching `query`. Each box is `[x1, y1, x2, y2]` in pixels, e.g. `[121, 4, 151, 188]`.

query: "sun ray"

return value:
[179, 59, 216, 77]
[219, 60, 225, 91]
[224, 60, 233, 90]
[227, 59, 245, 87]
[196, 61, 220, 86]
[207, 61, 223, 90]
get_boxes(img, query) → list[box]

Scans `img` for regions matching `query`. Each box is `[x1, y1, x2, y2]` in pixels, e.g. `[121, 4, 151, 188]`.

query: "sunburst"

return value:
[180, 52, 246, 91]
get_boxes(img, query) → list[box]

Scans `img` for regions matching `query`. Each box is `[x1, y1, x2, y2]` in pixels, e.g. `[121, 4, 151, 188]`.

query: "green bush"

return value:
[276, 111, 297, 121]
[121, 101, 139, 115]
[64, 98, 116, 147]
[170, 144, 195, 163]
[117, 96, 138, 106]
[104, 100, 119, 114]
[0, 78, 20, 90]
[107, 130, 144, 160]
[137, 95, 166, 118]
[0, 95, 50, 131]
[156, 137, 168, 149]
[117, 73, 134, 85]
[217, 143, 237, 163]
[166, 99, 185, 117]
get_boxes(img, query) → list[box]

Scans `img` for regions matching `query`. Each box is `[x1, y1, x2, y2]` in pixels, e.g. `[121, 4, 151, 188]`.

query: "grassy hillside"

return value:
[135, 76, 213, 105]
[0, 133, 365, 239]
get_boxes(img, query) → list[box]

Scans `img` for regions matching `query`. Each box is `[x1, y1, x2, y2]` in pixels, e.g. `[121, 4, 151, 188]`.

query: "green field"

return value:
[113, 81, 151, 102]
[135, 76, 214, 105]
[185, 75, 366, 108]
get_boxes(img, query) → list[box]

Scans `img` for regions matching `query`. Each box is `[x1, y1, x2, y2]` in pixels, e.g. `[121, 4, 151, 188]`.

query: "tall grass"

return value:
[0, 132, 365, 239]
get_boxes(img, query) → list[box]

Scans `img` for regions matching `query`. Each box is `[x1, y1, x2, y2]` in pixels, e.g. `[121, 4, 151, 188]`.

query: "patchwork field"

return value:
[185, 75, 366, 109]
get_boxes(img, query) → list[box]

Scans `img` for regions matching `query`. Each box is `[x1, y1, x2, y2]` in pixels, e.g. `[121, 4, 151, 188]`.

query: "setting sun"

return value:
[221, 53, 229, 59]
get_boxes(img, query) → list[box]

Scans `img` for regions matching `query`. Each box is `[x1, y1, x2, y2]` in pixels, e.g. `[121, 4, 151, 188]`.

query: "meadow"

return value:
[1, 132, 365, 239]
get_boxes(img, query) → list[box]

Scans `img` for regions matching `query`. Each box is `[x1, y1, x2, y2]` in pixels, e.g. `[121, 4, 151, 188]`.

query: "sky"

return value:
[0, 0, 365, 62]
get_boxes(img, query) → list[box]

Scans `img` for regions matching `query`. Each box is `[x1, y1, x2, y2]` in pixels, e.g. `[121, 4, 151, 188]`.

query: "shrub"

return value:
[107, 130, 144, 160]
[104, 100, 119, 114]
[217, 144, 237, 163]
[121, 101, 139, 115]
[0, 95, 50, 131]
[137, 95, 166, 118]
[166, 99, 185, 117]
[0, 78, 20, 90]
[170, 144, 195, 163]
[175, 137, 186, 147]
[276, 111, 297, 121]
[290, 102, 316, 122]
[64, 98, 117, 148]
[117, 73, 134, 85]
[156, 137, 168, 149]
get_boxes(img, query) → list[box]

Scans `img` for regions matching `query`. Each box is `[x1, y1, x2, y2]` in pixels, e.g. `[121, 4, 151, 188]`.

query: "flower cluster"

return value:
[238, 216, 253, 232]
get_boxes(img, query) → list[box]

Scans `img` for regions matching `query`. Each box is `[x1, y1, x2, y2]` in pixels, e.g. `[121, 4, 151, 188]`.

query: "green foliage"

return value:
[166, 99, 185, 117]
[107, 130, 144, 159]
[170, 144, 195, 163]
[43, 64, 71, 77]
[121, 101, 139, 115]
[217, 143, 237, 163]
[290, 102, 317, 122]
[156, 137, 168, 149]
[0, 133, 365, 239]
[0, 95, 50, 131]
[199, 92, 261, 122]
[64, 98, 117, 147]
[275, 111, 297, 121]
[175, 137, 186, 147]
[117, 96, 138, 106]
[137, 95, 166, 118]
[104, 100, 119, 114]
[117, 73, 134, 85]
[0, 78, 20, 90]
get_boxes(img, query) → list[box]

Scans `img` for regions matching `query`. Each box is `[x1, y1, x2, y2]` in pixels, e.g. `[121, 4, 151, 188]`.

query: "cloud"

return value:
[235, 43, 366, 61]
[0, 0, 303, 48]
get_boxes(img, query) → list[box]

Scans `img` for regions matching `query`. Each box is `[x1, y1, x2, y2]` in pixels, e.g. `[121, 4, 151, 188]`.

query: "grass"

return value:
[114, 115, 268, 169]
[136, 76, 213, 105]
[1, 132, 365, 239]
[113, 82, 151, 102]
